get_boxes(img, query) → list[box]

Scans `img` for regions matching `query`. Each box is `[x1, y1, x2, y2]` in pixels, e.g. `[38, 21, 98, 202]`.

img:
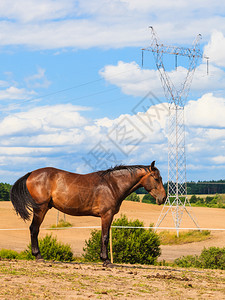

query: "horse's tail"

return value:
[10, 172, 40, 221]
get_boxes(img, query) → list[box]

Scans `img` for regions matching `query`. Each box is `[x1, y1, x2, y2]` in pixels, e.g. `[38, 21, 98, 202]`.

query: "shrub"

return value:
[24, 234, 74, 262]
[205, 196, 214, 204]
[174, 254, 201, 268]
[189, 195, 198, 203]
[82, 230, 101, 262]
[175, 247, 225, 270]
[125, 192, 140, 202]
[0, 183, 11, 201]
[83, 215, 161, 265]
[199, 247, 225, 269]
[142, 193, 156, 204]
[0, 249, 20, 259]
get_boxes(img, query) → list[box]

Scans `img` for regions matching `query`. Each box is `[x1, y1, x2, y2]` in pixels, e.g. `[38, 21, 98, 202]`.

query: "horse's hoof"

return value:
[103, 260, 114, 268]
[35, 254, 44, 262]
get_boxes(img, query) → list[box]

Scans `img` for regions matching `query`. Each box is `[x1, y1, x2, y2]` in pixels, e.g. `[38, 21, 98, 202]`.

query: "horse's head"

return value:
[140, 161, 166, 205]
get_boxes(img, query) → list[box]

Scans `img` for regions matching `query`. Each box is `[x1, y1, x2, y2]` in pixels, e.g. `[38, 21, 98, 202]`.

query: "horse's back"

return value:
[25, 167, 103, 215]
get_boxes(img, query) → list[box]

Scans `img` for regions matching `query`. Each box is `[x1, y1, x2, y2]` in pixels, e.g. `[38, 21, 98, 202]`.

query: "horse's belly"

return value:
[52, 193, 100, 217]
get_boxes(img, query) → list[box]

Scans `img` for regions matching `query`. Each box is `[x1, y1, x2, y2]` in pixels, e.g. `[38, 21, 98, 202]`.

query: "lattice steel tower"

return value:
[142, 27, 204, 236]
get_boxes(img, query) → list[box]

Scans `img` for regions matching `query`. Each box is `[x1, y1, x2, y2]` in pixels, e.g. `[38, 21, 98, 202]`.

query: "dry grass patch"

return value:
[159, 230, 211, 245]
[50, 219, 72, 229]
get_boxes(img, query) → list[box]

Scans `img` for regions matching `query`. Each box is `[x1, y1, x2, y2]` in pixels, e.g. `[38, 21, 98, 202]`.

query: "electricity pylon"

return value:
[142, 27, 204, 236]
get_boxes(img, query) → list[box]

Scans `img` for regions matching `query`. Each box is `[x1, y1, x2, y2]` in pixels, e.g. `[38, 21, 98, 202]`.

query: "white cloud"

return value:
[192, 63, 225, 92]
[1, 92, 225, 182]
[0, 1, 224, 49]
[0, 104, 89, 139]
[204, 31, 225, 67]
[100, 61, 163, 97]
[0, 146, 53, 156]
[0, 80, 9, 88]
[2, 94, 224, 158]
[100, 60, 225, 99]
[185, 93, 225, 128]
[25, 67, 51, 89]
[0, 102, 169, 174]
[0, 86, 35, 101]
[205, 129, 225, 140]
[212, 156, 225, 164]
[183, 94, 225, 174]
[0, 0, 76, 23]
[28, 130, 87, 146]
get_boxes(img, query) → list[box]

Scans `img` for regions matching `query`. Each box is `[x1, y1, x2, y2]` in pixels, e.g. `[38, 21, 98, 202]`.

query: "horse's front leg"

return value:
[100, 211, 114, 266]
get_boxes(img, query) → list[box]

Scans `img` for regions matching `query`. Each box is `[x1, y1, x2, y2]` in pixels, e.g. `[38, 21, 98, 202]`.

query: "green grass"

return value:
[158, 230, 211, 245]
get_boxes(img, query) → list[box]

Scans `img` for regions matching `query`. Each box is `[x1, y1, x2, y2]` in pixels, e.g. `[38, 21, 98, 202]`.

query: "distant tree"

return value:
[0, 183, 11, 201]
[187, 180, 225, 195]
[135, 187, 147, 194]
[125, 192, 140, 202]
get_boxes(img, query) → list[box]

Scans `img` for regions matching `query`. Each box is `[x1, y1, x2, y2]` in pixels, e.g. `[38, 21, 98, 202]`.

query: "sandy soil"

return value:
[0, 259, 225, 299]
[0, 201, 225, 261]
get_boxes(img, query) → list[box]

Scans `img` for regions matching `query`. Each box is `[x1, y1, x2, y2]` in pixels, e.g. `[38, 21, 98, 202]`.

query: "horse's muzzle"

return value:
[156, 195, 167, 205]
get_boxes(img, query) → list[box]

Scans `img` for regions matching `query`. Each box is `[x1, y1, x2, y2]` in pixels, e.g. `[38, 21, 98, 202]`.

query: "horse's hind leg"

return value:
[29, 204, 49, 259]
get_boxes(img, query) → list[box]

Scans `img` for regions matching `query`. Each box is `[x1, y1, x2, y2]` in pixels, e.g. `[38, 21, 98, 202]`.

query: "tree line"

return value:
[136, 180, 225, 195]
[187, 180, 225, 194]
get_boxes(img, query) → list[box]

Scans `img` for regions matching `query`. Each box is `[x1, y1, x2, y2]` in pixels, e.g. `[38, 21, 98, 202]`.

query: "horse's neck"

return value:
[109, 168, 147, 199]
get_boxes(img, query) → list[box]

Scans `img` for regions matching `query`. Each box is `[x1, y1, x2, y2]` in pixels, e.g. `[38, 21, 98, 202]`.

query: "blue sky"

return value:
[0, 0, 225, 183]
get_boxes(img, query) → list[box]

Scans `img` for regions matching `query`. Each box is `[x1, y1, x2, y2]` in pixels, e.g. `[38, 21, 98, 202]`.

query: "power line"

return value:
[2, 71, 166, 113]
[3, 67, 139, 111]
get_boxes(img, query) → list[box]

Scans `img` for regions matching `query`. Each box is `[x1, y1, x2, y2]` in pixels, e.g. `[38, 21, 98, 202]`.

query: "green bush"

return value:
[0, 249, 20, 259]
[205, 196, 214, 204]
[24, 234, 74, 262]
[0, 182, 11, 201]
[0, 235, 74, 262]
[189, 195, 198, 203]
[190, 194, 225, 208]
[175, 247, 225, 270]
[199, 247, 225, 269]
[142, 194, 156, 204]
[83, 215, 161, 265]
[82, 230, 102, 262]
[125, 192, 140, 202]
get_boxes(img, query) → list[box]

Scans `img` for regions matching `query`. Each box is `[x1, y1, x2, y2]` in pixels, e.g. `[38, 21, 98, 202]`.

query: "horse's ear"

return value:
[150, 161, 156, 170]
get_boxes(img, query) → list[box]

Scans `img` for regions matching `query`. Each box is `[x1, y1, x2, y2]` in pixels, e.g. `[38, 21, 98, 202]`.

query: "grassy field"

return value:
[187, 194, 225, 201]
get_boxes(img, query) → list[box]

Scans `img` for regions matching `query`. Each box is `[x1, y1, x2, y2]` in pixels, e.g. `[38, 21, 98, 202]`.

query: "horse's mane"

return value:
[99, 164, 151, 177]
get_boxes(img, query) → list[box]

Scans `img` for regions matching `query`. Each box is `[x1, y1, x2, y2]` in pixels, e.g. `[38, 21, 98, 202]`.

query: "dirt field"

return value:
[0, 259, 225, 299]
[0, 201, 225, 261]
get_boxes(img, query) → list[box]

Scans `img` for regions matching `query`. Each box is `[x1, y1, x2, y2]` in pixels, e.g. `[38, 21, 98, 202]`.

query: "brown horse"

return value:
[10, 161, 166, 266]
